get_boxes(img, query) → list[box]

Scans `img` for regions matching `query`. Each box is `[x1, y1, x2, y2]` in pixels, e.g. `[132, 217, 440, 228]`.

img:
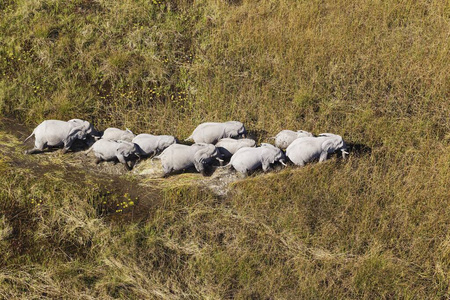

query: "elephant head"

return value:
[224, 121, 247, 138]
[193, 144, 220, 174]
[68, 119, 100, 137]
[319, 133, 349, 158]
[260, 143, 287, 171]
[116, 141, 142, 170]
[61, 125, 89, 153]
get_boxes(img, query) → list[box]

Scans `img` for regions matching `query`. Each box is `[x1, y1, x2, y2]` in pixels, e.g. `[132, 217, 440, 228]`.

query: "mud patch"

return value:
[135, 159, 242, 197]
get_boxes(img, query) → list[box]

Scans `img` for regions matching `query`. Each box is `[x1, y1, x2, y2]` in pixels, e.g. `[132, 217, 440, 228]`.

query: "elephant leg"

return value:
[94, 157, 102, 164]
[124, 161, 132, 171]
[25, 148, 43, 154]
[236, 171, 247, 179]
[116, 154, 132, 171]
[319, 151, 328, 162]
[162, 165, 172, 177]
[117, 154, 127, 164]
[26, 141, 46, 154]
[262, 162, 271, 172]
[128, 160, 137, 169]
[62, 140, 75, 154]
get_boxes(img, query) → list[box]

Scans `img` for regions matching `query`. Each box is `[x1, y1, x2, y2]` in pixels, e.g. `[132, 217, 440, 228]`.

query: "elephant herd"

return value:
[24, 119, 348, 176]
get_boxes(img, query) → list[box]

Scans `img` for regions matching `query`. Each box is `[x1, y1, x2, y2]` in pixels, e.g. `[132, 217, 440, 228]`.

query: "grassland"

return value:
[1, 0, 450, 298]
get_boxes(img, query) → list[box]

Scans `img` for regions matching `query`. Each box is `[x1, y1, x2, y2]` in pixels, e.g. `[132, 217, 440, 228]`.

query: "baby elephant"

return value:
[101, 128, 135, 142]
[85, 139, 141, 170]
[185, 121, 246, 144]
[215, 138, 256, 159]
[272, 130, 313, 149]
[132, 134, 177, 157]
[157, 143, 220, 176]
[24, 119, 96, 154]
[228, 143, 286, 175]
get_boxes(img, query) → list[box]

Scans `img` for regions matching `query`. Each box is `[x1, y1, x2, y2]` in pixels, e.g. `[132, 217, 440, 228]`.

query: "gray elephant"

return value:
[85, 139, 141, 170]
[228, 143, 286, 175]
[131, 134, 177, 157]
[24, 119, 97, 154]
[272, 130, 313, 149]
[286, 133, 348, 166]
[215, 138, 256, 159]
[185, 121, 246, 144]
[157, 143, 220, 176]
[102, 127, 135, 142]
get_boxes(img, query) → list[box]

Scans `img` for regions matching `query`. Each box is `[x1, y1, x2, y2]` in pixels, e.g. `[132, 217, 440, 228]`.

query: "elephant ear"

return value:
[194, 145, 215, 163]
[224, 125, 239, 138]
[261, 147, 277, 164]
[69, 119, 92, 133]
[193, 145, 216, 172]
[322, 137, 342, 153]
[66, 125, 86, 142]
[117, 141, 135, 157]
[61, 125, 86, 151]
[259, 147, 277, 172]
[156, 138, 168, 151]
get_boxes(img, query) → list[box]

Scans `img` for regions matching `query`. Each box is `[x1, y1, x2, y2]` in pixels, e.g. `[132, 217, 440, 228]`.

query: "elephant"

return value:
[185, 121, 246, 144]
[228, 143, 286, 175]
[272, 130, 313, 149]
[131, 134, 177, 157]
[24, 119, 97, 154]
[286, 133, 348, 166]
[85, 139, 141, 170]
[101, 127, 135, 142]
[215, 138, 256, 159]
[157, 143, 220, 176]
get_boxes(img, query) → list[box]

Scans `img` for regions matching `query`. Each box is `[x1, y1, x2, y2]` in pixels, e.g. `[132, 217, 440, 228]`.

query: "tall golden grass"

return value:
[1, 0, 449, 298]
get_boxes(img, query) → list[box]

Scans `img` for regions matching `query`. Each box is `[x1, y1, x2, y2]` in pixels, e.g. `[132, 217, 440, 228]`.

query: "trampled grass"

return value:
[1, 0, 449, 298]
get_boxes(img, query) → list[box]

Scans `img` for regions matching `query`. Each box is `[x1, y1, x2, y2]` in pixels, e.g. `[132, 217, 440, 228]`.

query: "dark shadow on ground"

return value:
[347, 142, 372, 157]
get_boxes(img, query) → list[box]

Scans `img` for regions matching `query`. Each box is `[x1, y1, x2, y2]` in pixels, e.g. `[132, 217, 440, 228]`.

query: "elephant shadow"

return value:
[71, 137, 96, 152]
[23, 137, 95, 154]
[325, 142, 372, 161]
[162, 164, 217, 178]
[347, 142, 372, 157]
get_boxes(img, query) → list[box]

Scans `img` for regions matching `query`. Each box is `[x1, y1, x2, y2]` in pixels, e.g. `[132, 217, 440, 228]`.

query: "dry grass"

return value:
[1, 0, 450, 298]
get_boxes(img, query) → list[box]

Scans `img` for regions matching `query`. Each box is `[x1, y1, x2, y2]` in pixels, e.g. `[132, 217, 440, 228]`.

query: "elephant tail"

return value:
[23, 130, 35, 143]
